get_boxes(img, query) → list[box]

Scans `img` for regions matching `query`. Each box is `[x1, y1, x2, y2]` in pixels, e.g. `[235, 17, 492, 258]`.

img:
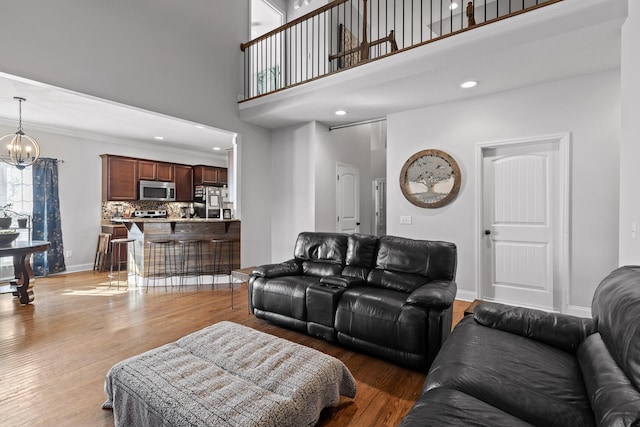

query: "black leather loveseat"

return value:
[249, 232, 457, 371]
[400, 265, 640, 427]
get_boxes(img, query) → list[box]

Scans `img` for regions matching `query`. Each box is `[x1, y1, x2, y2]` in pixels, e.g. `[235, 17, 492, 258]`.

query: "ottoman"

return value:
[102, 321, 357, 427]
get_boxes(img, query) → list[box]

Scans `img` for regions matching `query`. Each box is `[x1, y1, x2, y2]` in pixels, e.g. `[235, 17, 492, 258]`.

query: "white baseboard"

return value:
[456, 290, 477, 302]
[565, 305, 592, 318]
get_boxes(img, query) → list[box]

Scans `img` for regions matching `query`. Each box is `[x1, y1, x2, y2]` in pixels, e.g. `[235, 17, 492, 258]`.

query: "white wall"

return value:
[619, 0, 640, 265]
[387, 70, 620, 310]
[271, 122, 317, 261]
[315, 123, 374, 234]
[0, 0, 273, 268]
[270, 120, 380, 261]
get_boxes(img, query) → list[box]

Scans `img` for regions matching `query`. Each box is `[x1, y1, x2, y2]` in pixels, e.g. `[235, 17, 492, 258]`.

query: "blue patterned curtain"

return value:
[32, 158, 66, 276]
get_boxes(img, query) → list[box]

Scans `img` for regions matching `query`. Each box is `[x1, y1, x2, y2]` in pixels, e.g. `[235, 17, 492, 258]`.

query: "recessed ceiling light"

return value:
[335, 110, 347, 116]
[449, 2, 459, 10]
[460, 80, 478, 89]
[195, 125, 204, 129]
[213, 147, 221, 151]
[154, 136, 164, 140]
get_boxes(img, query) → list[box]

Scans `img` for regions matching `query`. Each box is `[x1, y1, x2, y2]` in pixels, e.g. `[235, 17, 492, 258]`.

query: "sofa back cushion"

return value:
[591, 266, 640, 392]
[341, 234, 379, 281]
[346, 234, 378, 268]
[368, 236, 456, 292]
[294, 232, 348, 265]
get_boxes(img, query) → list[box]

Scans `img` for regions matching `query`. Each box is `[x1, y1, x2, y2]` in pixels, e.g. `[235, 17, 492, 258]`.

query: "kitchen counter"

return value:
[112, 218, 239, 233]
[113, 218, 238, 223]
[108, 218, 241, 284]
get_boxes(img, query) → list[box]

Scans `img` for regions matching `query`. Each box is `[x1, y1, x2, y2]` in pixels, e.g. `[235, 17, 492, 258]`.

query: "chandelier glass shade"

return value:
[0, 97, 40, 170]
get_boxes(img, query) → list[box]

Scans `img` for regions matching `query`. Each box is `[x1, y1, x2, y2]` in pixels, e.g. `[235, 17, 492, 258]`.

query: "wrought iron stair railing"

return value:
[240, 0, 561, 101]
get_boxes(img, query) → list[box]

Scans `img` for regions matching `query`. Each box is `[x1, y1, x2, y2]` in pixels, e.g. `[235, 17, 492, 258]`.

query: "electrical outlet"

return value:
[400, 216, 412, 225]
[65, 250, 72, 258]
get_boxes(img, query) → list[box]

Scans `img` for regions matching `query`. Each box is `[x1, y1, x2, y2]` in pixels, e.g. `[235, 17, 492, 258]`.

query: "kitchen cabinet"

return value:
[156, 162, 174, 181]
[101, 155, 138, 201]
[174, 164, 193, 202]
[193, 165, 227, 186]
[138, 160, 157, 181]
[138, 160, 174, 182]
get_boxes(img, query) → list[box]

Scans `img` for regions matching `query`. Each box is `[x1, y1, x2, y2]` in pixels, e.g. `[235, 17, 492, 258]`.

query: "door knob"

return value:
[484, 229, 491, 235]
[356, 222, 361, 226]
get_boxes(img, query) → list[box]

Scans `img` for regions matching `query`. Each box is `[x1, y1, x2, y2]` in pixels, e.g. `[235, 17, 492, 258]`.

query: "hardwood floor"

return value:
[0, 271, 467, 427]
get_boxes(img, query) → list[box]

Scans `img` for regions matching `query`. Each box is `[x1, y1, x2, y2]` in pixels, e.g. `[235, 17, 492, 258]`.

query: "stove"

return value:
[133, 209, 168, 218]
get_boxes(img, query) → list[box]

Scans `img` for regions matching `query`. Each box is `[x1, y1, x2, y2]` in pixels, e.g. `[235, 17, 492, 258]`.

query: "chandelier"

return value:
[0, 97, 40, 170]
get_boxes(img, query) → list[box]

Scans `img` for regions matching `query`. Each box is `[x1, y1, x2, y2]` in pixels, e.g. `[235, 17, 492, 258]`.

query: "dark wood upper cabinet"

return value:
[156, 162, 174, 182]
[101, 155, 138, 201]
[193, 165, 227, 186]
[174, 164, 193, 202]
[138, 160, 157, 181]
[101, 154, 219, 201]
[138, 160, 174, 182]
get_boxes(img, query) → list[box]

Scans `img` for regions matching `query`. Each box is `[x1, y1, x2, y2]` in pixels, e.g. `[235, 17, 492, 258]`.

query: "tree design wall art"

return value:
[400, 149, 461, 208]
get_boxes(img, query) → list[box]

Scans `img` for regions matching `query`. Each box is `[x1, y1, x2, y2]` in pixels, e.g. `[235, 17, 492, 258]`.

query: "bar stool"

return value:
[178, 239, 203, 290]
[210, 239, 234, 307]
[145, 240, 176, 292]
[93, 233, 111, 272]
[109, 237, 136, 289]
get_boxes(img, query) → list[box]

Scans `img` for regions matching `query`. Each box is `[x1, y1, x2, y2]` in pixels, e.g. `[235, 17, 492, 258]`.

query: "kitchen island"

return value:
[114, 218, 240, 287]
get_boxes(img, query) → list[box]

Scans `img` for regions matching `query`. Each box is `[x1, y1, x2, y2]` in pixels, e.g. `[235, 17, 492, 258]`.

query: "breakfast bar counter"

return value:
[113, 219, 240, 286]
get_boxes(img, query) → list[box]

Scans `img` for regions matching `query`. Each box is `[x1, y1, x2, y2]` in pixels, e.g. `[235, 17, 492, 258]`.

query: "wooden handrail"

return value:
[240, 0, 350, 52]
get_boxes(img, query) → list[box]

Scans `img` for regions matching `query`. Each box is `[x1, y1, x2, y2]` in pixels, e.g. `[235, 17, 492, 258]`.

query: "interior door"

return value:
[336, 164, 360, 234]
[373, 178, 387, 236]
[481, 142, 560, 310]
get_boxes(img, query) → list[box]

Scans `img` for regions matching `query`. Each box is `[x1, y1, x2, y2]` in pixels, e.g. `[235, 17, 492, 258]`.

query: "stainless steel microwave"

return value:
[139, 180, 176, 201]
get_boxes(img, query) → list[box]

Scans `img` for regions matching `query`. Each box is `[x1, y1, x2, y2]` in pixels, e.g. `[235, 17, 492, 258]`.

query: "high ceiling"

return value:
[0, 0, 625, 147]
[239, 0, 626, 129]
[0, 73, 236, 155]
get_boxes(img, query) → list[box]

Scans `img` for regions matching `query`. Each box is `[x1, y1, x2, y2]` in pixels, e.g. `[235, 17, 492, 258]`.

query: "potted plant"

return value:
[0, 203, 13, 229]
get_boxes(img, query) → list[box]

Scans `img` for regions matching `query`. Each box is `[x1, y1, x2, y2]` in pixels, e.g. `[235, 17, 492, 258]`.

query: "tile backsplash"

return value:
[102, 201, 191, 220]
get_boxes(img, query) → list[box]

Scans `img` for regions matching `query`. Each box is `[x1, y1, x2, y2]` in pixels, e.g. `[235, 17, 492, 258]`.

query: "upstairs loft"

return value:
[238, 0, 626, 129]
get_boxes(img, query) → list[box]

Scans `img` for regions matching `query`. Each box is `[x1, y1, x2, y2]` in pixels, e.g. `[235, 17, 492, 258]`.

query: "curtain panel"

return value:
[32, 158, 66, 276]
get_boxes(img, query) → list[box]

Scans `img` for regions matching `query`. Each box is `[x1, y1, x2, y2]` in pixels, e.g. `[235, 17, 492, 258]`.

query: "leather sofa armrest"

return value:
[473, 302, 596, 354]
[252, 259, 302, 278]
[320, 276, 365, 288]
[405, 280, 457, 310]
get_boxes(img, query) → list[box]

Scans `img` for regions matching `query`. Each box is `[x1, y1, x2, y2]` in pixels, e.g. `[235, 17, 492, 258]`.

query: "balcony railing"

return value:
[240, 0, 561, 101]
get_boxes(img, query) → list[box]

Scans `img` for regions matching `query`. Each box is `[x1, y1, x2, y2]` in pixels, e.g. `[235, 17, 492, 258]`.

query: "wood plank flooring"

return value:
[0, 271, 467, 427]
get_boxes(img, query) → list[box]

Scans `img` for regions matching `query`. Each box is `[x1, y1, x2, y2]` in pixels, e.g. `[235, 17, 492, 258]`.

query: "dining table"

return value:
[0, 240, 50, 304]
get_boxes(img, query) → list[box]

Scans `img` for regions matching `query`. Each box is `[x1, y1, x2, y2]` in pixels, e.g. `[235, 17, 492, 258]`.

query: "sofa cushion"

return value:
[301, 261, 343, 277]
[426, 317, 595, 427]
[578, 332, 640, 427]
[251, 276, 321, 321]
[346, 233, 378, 268]
[335, 287, 427, 355]
[399, 388, 534, 427]
[374, 237, 456, 290]
[591, 266, 640, 391]
[473, 302, 595, 354]
[294, 232, 347, 265]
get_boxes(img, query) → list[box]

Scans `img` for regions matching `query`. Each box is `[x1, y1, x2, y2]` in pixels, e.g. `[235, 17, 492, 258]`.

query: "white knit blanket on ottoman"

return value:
[102, 321, 357, 427]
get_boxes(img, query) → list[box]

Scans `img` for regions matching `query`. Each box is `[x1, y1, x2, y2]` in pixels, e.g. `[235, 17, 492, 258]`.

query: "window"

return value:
[0, 163, 33, 279]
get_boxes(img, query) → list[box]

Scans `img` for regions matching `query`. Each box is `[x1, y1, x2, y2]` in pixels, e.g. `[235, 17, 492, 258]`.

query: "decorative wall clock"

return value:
[400, 149, 461, 208]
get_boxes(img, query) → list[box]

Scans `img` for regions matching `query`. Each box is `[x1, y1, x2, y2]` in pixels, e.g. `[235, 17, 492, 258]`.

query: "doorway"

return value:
[336, 163, 360, 234]
[477, 134, 570, 312]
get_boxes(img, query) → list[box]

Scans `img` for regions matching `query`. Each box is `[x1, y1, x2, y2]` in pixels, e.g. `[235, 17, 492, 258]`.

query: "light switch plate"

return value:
[400, 216, 412, 225]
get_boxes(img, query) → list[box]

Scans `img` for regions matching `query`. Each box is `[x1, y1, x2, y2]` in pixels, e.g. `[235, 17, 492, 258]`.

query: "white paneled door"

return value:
[480, 136, 568, 311]
[336, 164, 360, 234]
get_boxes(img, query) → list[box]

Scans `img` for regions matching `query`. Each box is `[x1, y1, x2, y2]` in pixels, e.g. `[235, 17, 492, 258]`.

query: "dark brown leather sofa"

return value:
[400, 265, 640, 427]
[249, 232, 457, 371]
